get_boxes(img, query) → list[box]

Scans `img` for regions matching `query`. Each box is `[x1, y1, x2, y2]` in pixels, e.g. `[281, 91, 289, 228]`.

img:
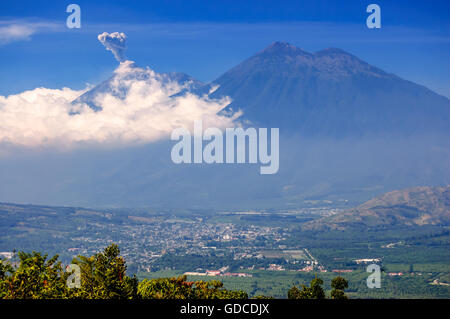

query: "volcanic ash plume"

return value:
[98, 32, 127, 62]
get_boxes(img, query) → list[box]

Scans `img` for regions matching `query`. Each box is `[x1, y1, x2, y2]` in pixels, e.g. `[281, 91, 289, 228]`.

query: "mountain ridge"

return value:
[302, 186, 450, 231]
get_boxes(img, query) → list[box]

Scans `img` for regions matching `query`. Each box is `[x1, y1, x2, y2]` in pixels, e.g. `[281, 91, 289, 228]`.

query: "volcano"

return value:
[204, 42, 450, 136]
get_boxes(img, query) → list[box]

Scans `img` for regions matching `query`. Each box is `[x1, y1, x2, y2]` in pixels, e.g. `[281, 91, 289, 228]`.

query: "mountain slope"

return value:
[302, 186, 450, 231]
[74, 60, 204, 110]
[207, 42, 450, 136]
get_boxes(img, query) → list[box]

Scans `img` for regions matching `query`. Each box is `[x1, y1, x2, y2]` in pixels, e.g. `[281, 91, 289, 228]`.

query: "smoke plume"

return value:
[98, 32, 127, 62]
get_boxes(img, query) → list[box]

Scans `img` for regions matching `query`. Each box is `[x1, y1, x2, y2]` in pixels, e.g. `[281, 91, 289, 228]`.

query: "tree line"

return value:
[0, 244, 347, 299]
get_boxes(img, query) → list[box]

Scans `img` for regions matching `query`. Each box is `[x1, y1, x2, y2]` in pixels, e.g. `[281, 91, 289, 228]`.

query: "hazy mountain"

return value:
[206, 42, 450, 136]
[302, 186, 450, 230]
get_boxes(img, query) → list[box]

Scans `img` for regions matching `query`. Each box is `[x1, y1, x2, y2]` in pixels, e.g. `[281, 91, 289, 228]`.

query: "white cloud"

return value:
[0, 61, 240, 150]
[0, 24, 35, 43]
[0, 20, 61, 45]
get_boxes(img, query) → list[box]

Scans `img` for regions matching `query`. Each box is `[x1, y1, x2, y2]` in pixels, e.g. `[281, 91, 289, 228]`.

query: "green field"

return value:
[138, 269, 450, 299]
[259, 249, 309, 260]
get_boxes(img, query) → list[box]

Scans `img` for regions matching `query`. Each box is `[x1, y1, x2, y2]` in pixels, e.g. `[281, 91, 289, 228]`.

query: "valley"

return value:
[1, 186, 448, 298]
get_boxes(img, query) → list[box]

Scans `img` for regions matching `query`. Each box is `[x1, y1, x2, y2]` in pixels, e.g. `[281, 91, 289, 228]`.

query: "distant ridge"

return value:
[302, 186, 450, 231]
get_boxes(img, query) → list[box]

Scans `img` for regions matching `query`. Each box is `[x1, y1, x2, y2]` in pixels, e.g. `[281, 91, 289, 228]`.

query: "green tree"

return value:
[0, 245, 249, 300]
[0, 252, 70, 299]
[0, 259, 14, 281]
[330, 276, 348, 299]
[71, 244, 138, 299]
[288, 276, 325, 299]
[137, 276, 193, 299]
[192, 280, 248, 299]
[138, 275, 248, 299]
[287, 285, 305, 299]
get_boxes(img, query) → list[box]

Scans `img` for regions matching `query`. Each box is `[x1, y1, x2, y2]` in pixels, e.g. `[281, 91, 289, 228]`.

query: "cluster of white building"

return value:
[183, 269, 253, 278]
[0, 252, 13, 259]
[354, 258, 382, 264]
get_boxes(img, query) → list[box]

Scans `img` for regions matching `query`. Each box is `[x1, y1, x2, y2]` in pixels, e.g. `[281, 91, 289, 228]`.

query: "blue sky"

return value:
[0, 0, 449, 97]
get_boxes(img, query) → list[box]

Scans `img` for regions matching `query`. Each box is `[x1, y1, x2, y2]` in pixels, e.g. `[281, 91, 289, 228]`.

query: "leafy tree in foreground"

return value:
[0, 259, 14, 281]
[138, 276, 248, 299]
[3, 244, 349, 299]
[0, 244, 247, 299]
[288, 276, 325, 299]
[0, 252, 70, 299]
[330, 276, 348, 299]
[71, 244, 138, 299]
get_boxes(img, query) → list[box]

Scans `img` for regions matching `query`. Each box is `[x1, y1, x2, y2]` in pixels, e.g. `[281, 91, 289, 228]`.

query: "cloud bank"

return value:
[0, 61, 239, 150]
[0, 20, 62, 45]
[98, 32, 127, 62]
